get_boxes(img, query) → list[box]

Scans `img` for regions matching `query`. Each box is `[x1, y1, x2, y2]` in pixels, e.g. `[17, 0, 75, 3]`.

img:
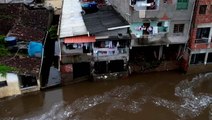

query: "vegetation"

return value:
[0, 35, 5, 44]
[0, 15, 13, 20]
[48, 25, 58, 40]
[0, 65, 16, 77]
[0, 35, 10, 57]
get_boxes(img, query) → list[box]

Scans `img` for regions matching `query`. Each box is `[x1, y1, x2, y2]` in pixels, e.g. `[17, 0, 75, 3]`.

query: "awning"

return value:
[64, 36, 96, 43]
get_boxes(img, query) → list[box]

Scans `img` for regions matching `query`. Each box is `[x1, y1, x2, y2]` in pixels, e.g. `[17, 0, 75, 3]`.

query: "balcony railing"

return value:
[195, 38, 209, 44]
[93, 48, 129, 57]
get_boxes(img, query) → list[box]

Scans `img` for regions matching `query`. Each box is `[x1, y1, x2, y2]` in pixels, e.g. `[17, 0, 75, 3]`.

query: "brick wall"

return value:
[189, 0, 212, 50]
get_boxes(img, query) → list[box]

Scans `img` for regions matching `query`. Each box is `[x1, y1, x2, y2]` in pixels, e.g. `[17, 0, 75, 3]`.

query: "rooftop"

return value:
[0, 3, 50, 42]
[82, 5, 129, 34]
[0, 3, 50, 76]
[59, 0, 88, 38]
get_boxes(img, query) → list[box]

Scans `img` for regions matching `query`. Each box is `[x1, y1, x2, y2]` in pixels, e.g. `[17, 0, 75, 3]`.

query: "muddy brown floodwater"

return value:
[0, 71, 212, 120]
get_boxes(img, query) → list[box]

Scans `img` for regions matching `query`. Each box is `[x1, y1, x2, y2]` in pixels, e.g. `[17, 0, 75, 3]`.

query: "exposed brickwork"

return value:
[189, 0, 212, 50]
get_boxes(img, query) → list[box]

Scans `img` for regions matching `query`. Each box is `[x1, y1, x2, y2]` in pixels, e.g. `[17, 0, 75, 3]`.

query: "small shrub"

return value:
[0, 35, 5, 44]
[0, 47, 10, 57]
[0, 65, 16, 77]
[48, 25, 58, 40]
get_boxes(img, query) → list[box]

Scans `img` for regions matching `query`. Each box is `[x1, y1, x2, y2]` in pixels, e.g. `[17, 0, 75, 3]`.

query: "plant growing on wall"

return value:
[48, 25, 58, 40]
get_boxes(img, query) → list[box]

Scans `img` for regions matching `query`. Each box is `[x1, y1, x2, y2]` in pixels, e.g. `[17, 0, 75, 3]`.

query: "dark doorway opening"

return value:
[19, 75, 37, 88]
[108, 60, 125, 73]
[73, 62, 90, 79]
[94, 61, 107, 74]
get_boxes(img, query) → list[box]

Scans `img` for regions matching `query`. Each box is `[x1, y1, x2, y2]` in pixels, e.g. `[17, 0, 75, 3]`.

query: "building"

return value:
[187, 0, 212, 73]
[82, 5, 130, 80]
[0, 3, 52, 96]
[108, 0, 196, 72]
[58, 0, 130, 83]
[58, 0, 93, 84]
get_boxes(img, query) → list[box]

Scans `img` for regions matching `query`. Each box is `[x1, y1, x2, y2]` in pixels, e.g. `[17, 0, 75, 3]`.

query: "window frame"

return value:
[176, 0, 189, 10]
[173, 24, 184, 33]
[195, 27, 210, 43]
[190, 53, 206, 64]
[199, 5, 207, 14]
[207, 52, 212, 63]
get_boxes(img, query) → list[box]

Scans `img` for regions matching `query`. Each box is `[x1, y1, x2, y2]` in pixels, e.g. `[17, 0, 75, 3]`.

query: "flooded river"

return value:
[0, 71, 212, 120]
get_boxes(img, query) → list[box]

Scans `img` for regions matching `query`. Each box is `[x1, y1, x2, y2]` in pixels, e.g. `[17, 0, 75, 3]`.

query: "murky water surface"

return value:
[0, 71, 212, 120]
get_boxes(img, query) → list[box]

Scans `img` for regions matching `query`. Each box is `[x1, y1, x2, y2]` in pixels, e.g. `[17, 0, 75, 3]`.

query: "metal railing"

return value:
[195, 38, 209, 44]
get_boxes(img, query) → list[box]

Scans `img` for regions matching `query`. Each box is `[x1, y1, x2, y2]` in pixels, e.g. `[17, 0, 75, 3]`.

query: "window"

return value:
[130, 0, 136, 5]
[195, 27, 210, 43]
[207, 53, 212, 63]
[177, 0, 188, 10]
[210, 5, 212, 13]
[173, 24, 184, 33]
[190, 53, 205, 64]
[199, 5, 207, 14]
[157, 22, 162, 26]
[0, 81, 7, 87]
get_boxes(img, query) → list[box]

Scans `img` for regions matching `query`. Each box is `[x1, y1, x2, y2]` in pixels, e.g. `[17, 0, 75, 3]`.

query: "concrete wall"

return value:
[187, 64, 212, 75]
[109, 0, 195, 45]
[0, 73, 21, 98]
[109, 0, 195, 22]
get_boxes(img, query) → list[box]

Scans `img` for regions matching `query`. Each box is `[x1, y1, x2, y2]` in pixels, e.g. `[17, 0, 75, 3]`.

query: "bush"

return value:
[0, 47, 10, 57]
[0, 35, 10, 57]
[0, 35, 5, 44]
[48, 25, 58, 40]
[0, 65, 16, 77]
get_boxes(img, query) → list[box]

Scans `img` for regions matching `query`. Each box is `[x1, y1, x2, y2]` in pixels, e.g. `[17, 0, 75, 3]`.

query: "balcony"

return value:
[93, 47, 129, 61]
[130, 0, 159, 11]
[130, 21, 169, 39]
[195, 38, 209, 44]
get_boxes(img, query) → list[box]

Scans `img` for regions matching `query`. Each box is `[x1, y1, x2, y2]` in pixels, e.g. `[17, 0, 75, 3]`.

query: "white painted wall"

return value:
[0, 73, 21, 98]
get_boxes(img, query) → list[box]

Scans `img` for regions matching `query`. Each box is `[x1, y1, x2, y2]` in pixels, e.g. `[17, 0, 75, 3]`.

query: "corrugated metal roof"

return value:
[59, 0, 88, 38]
[64, 36, 96, 43]
[82, 6, 129, 34]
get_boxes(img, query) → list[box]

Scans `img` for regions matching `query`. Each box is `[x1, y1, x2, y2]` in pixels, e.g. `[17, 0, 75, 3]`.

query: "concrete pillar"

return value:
[177, 45, 182, 58]
[208, 27, 212, 43]
[188, 53, 193, 66]
[204, 52, 208, 65]
[158, 45, 163, 60]
[205, 26, 212, 64]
